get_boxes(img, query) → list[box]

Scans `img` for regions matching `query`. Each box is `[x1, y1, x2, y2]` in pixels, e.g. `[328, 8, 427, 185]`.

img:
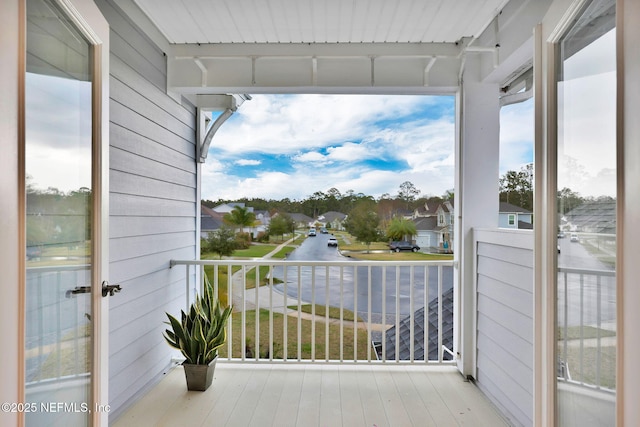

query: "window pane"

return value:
[25, 0, 93, 425]
[556, 1, 616, 426]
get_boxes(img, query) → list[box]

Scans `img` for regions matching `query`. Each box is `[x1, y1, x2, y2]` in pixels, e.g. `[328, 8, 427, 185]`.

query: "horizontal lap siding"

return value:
[96, 0, 197, 418]
[475, 237, 534, 427]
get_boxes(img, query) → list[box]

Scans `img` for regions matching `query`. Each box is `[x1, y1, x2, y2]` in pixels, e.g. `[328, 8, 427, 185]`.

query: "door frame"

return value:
[17, 0, 110, 425]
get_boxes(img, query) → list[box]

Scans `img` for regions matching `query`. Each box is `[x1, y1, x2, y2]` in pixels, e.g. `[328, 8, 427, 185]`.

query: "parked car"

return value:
[327, 237, 338, 247]
[26, 245, 42, 260]
[388, 241, 420, 252]
[320, 227, 328, 234]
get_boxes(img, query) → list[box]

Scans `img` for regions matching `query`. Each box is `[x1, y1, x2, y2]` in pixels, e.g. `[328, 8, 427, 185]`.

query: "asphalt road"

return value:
[272, 233, 453, 317]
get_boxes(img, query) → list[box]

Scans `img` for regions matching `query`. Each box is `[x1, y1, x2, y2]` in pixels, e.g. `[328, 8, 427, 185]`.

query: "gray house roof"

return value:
[201, 205, 225, 232]
[377, 287, 454, 362]
[564, 199, 616, 234]
[499, 201, 531, 214]
[287, 212, 314, 226]
[414, 216, 438, 231]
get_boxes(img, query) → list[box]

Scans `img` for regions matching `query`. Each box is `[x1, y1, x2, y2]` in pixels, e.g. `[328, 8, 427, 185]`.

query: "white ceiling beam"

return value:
[194, 94, 236, 110]
[169, 42, 462, 59]
[167, 42, 463, 95]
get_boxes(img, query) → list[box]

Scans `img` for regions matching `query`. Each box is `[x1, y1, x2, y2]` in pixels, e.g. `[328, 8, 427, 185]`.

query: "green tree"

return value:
[268, 214, 294, 241]
[204, 227, 237, 259]
[223, 205, 256, 234]
[397, 181, 421, 210]
[499, 164, 533, 211]
[386, 216, 417, 241]
[557, 187, 584, 215]
[343, 200, 381, 253]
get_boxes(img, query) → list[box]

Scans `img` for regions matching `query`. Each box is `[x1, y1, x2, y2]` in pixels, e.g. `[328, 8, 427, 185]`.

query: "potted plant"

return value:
[163, 275, 232, 391]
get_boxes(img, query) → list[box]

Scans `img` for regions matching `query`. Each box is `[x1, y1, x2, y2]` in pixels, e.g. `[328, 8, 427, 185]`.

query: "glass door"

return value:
[24, 0, 103, 424]
[555, 0, 616, 425]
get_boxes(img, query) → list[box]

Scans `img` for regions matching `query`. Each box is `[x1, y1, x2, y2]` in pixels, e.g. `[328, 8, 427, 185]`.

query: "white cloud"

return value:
[211, 95, 438, 155]
[325, 142, 376, 162]
[235, 159, 262, 166]
[203, 94, 456, 201]
[293, 151, 327, 163]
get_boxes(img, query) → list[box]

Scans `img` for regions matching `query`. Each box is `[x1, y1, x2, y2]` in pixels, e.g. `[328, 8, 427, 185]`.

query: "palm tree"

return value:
[223, 205, 256, 234]
[386, 216, 417, 241]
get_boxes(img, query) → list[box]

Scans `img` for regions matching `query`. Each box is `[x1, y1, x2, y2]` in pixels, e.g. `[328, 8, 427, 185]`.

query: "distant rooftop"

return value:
[377, 287, 454, 362]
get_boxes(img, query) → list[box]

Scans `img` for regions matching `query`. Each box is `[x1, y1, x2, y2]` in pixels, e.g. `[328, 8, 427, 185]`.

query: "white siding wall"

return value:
[95, 0, 197, 417]
[474, 228, 534, 427]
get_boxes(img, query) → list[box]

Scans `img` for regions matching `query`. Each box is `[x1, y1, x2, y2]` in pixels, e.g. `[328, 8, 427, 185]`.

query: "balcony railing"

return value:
[557, 266, 616, 393]
[25, 264, 91, 386]
[170, 259, 455, 364]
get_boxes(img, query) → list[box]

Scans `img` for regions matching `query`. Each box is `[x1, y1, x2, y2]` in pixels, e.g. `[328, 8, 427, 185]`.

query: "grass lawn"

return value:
[558, 325, 616, 340]
[269, 232, 305, 245]
[340, 241, 389, 252]
[288, 304, 362, 322]
[562, 345, 616, 389]
[270, 245, 296, 259]
[558, 327, 617, 389]
[232, 244, 279, 258]
[219, 309, 370, 360]
[245, 265, 283, 289]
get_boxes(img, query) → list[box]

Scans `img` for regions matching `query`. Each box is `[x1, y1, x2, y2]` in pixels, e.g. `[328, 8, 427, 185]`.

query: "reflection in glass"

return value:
[556, 0, 616, 426]
[25, 0, 93, 425]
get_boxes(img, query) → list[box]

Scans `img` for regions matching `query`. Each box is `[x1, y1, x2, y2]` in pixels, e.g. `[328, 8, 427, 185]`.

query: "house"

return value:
[2, 0, 639, 426]
[413, 201, 455, 252]
[212, 202, 253, 214]
[286, 212, 315, 230]
[564, 199, 616, 234]
[499, 202, 533, 229]
[412, 201, 432, 218]
[253, 210, 271, 227]
[211, 202, 268, 237]
[414, 216, 438, 251]
[316, 211, 347, 231]
[200, 205, 225, 238]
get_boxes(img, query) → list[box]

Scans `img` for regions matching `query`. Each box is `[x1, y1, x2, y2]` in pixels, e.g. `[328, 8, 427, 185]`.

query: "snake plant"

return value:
[163, 275, 232, 365]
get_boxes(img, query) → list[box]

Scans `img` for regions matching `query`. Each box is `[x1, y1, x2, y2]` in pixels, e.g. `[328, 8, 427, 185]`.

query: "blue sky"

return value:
[202, 93, 535, 202]
[202, 94, 458, 201]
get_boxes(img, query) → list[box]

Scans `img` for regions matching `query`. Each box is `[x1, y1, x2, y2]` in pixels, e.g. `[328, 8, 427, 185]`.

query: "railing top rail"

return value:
[170, 258, 455, 268]
[26, 264, 91, 273]
[557, 266, 615, 276]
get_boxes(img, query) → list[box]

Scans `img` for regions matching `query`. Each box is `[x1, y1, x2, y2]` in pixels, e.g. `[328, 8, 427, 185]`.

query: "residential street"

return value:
[271, 233, 453, 318]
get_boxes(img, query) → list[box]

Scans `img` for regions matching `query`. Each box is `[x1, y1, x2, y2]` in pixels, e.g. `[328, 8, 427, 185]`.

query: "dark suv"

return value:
[388, 241, 420, 252]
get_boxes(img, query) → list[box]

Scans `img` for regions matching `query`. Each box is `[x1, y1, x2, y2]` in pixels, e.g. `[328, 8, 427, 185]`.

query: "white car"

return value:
[327, 237, 338, 247]
[570, 233, 579, 242]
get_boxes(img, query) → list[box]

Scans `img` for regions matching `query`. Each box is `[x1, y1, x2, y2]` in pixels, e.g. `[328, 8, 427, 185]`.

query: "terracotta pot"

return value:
[182, 356, 217, 391]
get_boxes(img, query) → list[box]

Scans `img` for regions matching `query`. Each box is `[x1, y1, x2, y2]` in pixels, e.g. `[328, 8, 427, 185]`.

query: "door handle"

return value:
[66, 285, 91, 298]
[66, 282, 122, 298]
[102, 281, 122, 297]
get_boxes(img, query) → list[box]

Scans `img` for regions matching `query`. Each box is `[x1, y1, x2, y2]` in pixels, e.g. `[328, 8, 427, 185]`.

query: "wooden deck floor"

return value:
[112, 363, 510, 427]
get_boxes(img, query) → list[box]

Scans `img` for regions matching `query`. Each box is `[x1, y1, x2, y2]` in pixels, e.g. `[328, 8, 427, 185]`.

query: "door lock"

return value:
[102, 281, 122, 297]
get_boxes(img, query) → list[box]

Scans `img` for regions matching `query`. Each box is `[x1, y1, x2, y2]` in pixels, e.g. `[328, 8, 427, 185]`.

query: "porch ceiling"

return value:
[132, 0, 508, 45]
[125, 0, 522, 101]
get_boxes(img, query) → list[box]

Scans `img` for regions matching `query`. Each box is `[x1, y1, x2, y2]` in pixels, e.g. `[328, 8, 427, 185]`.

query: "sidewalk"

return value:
[230, 235, 299, 313]
[230, 236, 389, 331]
